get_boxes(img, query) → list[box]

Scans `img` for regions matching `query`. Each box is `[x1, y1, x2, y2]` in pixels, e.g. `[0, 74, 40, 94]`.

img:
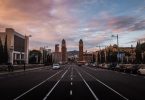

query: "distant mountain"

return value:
[67, 50, 79, 56]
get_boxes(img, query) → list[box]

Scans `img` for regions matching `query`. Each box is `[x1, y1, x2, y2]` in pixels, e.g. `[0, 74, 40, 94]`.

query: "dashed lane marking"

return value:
[43, 68, 69, 100]
[70, 90, 72, 95]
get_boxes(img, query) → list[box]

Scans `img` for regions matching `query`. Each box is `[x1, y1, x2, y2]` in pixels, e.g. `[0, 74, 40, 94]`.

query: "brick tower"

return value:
[79, 39, 83, 61]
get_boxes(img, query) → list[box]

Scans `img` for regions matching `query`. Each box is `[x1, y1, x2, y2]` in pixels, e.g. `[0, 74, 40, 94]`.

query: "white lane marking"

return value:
[70, 90, 72, 95]
[121, 73, 126, 75]
[71, 82, 73, 86]
[76, 69, 99, 100]
[131, 74, 137, 76]
[14, 70, 62, 100]
[43, 69, 69, 100]
[71, 77, 73, 81]
[82, 70, 129, 100]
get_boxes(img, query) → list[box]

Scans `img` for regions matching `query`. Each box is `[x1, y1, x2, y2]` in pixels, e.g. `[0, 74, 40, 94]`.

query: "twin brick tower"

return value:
[60, 39, 84, 63]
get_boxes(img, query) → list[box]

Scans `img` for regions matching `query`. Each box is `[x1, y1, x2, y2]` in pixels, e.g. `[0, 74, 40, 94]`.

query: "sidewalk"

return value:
[0, 64, 46, 74]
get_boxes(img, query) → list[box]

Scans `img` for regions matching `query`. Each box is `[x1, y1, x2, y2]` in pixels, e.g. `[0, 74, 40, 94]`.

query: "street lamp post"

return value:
[112, 34, 119, 64]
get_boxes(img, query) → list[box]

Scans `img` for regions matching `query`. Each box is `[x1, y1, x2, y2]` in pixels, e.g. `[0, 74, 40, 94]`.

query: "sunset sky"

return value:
[0, 0, 145, 51]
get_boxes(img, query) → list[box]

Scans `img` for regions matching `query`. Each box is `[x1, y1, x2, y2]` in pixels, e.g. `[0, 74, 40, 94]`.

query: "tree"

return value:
[3, 35, 8, 64]
[135, 41, 142, 63]
[0, 37, 4, 64]
[106, 49, 111, 63]
[97, 52, 100, 63]
[29, 50, 42, 64]
[92, 54, 96, 63]
[140, 42, 145, 63]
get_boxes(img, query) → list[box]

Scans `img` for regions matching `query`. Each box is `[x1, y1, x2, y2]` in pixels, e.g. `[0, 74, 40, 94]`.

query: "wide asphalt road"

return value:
[0, 64, 145, 100]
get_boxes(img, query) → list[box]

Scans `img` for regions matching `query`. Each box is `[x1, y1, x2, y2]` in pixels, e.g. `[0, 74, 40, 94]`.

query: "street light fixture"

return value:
[111, 34, 119, 63]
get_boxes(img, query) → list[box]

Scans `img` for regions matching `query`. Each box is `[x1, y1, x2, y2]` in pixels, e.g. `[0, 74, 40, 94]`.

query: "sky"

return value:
[0, 0, 145, 51]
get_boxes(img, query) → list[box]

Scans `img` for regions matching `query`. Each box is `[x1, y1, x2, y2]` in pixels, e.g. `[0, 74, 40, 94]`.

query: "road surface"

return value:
[0, 64, 145, 100]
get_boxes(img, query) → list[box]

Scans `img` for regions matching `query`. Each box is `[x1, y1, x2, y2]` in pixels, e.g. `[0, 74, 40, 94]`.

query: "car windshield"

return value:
[53, 64, 59, 66]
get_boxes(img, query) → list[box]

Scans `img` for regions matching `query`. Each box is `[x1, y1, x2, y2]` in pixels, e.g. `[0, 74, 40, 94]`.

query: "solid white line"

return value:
[82, 70, 129, 100]
[131, 74, 137, 76]
[43, 69, 69, 100]
[70, 90, 72, 95]
[14, 70, 62, 100]
[76, 69, 99, 100]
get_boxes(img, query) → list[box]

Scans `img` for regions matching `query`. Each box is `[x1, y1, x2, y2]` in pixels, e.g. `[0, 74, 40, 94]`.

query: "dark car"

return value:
[109, 63, 117, 70]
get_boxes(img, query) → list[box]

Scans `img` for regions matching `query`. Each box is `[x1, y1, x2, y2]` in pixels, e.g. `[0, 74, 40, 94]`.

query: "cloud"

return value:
[129, 20, 145, 31]
[0, 0, 145, 51]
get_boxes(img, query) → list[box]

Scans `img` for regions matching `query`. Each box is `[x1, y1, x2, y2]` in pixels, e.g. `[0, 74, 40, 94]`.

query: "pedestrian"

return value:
[7, 62, 10, 72]
[7, 62, 13, 72]
[10, 62, 14, 72]
[10, 63, 14, 72]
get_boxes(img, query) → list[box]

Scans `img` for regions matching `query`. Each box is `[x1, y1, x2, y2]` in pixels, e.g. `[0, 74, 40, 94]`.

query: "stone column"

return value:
[24, 36, 29, 64]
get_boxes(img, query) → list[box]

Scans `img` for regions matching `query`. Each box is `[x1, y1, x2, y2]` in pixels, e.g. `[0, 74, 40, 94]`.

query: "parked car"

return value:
[88, 63, 97, 67]
[137, 64, 145, 75]
[85, 63, 89, 66]
[92, 63, 97, 67]
[114, 64, 121, 71]
[123, 64, 133, 73]
[99, 63, 109, 69]
[108, 63, 117, 70]
[52, 64, 60, 69]
[98, 64, 103, 68]
[130, 64, 140, 74]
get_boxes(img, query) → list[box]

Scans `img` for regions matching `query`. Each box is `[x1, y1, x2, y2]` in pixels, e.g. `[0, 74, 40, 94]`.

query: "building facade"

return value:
[40, 47, 51, 64]
[0, 28, 29, 64]
[61, 39, 67, 63]
[52, 44, 61, 63]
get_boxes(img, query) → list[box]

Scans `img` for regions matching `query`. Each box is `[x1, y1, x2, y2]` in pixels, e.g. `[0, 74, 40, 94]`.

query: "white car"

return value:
[137, 65, 145, 75]
[52, 64, 60, 69]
